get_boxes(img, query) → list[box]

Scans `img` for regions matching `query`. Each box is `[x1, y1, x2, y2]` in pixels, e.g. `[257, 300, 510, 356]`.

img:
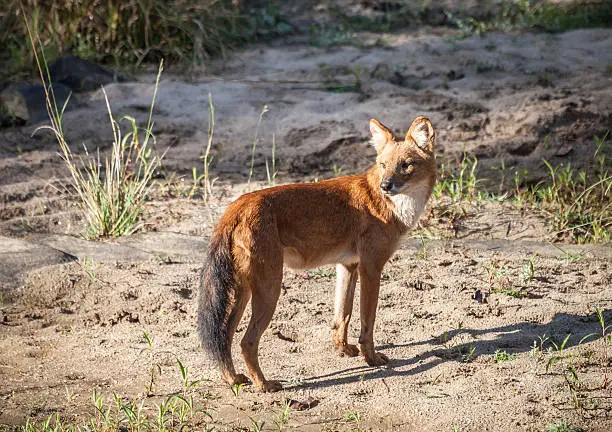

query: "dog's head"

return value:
[369, 116, 436, 196]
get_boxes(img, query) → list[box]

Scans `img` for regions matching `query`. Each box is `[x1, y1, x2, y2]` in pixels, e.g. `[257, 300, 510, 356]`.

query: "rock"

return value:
[48, 55, 119, 92]
[0, 236, 77, 291]
[0, 83, 75, 125]
[0, 112, 26, 128]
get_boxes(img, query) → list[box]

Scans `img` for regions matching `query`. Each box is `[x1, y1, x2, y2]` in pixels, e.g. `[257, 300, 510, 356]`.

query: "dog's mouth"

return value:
[382, 185, 409, 196]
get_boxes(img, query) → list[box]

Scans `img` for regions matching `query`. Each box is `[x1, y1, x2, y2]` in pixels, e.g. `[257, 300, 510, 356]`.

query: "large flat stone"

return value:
[0, 236, 76, 291]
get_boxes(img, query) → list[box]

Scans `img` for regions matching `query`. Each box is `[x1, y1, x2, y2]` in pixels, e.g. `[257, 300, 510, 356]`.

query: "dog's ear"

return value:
[406, 116, 434, 153]
[369, 119, 394, 153]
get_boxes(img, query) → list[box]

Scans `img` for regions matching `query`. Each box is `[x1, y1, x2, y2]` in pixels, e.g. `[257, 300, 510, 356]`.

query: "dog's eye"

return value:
[401, 161, 413, 170]
[380, 162, 386, 169]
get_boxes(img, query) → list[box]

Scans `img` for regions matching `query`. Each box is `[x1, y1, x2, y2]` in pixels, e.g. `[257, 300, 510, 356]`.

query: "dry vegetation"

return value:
[1, 0, 255, 78]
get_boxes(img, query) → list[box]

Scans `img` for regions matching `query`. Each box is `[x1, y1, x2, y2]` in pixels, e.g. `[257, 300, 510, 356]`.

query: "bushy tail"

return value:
[197, 228, 236, 367]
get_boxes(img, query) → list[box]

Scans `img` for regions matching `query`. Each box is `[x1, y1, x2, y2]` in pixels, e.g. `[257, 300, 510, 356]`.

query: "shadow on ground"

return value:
[304, 309, 611, 388]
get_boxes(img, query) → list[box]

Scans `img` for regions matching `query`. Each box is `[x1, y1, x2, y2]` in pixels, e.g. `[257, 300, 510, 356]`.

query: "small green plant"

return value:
[530, 333, 551, 358]
[140, 332, 161, 396]
[247, 105, 270, 188]
[546, 420, 584, 432]
[462, 344, 476, 363]
[519, 254, 537, 284]
[155, 360, 213, 431]
[447, 0, 612, 36]
[26, 372, 214, 432]
[499, 287, 527, 299]
[344, 411, 362, 427]
[302, 267, 336, 279]
[265, 134, 278, 187]
[273, 399, 292, 430]
[113, 393, 148, 431]
[81, 256, 99, 283]
[416, 234, 430, 260]
[23, 413, 71, 432]
[494, 349, 516, 363]
[332, 164, 344, 177]
[434, 326, 475, 361]
[483, 260, 510, 292]
[546, 333, 572, 373]
[246, 414, 265, 432]
[437, 330, 451, 346]
[91, 389, 113, 430]
[550, 243, 584, 263]
[201, 93, 217, 201]
[64, 386, 76, 404]
[231, 382, 245, 397]
[189, 93, 218, 200]
[579, 305, 611, 347]
[482, 262, 528, 298]
[512, 167, 531, 205]
[433, 153, 483, 202]
[177, 358, 204, 395]
[551, 334, 572, 353]
[595, 305, 611, 346]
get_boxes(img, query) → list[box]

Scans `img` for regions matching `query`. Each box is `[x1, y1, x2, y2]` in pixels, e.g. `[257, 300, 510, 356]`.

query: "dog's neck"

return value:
[388, 182, 431, 229]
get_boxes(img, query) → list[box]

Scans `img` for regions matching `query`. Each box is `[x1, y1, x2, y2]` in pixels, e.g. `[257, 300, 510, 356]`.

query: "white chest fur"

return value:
[389, 183, 430, 228]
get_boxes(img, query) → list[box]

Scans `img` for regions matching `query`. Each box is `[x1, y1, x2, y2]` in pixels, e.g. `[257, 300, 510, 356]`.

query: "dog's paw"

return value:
[334, 343, 360, 357]
[364, 351, 389, 367]
[233, 374, 251, 385]
[260, 380, 283, 393]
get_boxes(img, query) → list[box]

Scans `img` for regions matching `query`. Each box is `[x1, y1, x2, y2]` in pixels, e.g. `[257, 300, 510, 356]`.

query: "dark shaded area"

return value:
[304, 309, 611, 387]
[0, 83, 75, 125]
[48, 55, 122, 92]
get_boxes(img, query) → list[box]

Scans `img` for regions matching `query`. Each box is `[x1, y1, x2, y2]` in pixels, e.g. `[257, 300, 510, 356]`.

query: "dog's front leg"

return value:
[358, 263, 389, 366]
[332, 263, 360, 357]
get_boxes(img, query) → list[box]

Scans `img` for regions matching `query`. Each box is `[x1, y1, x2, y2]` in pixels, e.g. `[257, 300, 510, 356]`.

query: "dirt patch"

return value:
[0, 239, 610, 431]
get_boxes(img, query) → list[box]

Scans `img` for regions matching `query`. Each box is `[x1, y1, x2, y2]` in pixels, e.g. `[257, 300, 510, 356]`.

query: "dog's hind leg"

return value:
[220, 285, 252, 386]
[239, 247, 284, 392]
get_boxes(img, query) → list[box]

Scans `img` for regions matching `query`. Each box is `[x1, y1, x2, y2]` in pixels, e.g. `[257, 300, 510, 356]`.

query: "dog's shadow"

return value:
[299, 308, 610, 389]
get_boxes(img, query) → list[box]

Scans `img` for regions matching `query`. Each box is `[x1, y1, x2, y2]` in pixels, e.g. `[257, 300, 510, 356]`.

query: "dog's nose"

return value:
[380, 179, 393, 192]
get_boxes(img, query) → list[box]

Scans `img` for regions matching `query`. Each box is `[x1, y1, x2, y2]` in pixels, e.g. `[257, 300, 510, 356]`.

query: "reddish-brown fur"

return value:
[198, 117, 437, 392]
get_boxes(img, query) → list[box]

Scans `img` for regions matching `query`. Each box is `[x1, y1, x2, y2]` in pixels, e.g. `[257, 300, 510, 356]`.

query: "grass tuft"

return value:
[515, 133, 611, 243]
[433, 153, 483, 203]
[26, 17, 164, 239]
[431, 132, 610, 244]
[546, 419, 585, 432]
[494, 349, 517, 363]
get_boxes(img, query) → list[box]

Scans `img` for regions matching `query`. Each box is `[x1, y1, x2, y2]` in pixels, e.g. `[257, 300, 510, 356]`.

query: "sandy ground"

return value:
[0, 14, 611, 432]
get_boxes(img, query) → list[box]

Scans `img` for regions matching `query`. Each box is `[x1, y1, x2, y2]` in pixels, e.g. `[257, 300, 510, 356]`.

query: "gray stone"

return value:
[0, 83, 75, 125]
[0, 236, 76, 291]
[49, 55, 120, 92]
[37, 234, 154, 263]
[33, 232, 208, 265]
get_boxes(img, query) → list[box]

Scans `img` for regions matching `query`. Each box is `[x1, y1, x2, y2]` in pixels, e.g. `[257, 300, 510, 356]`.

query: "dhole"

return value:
[198, 117, 436, 392]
